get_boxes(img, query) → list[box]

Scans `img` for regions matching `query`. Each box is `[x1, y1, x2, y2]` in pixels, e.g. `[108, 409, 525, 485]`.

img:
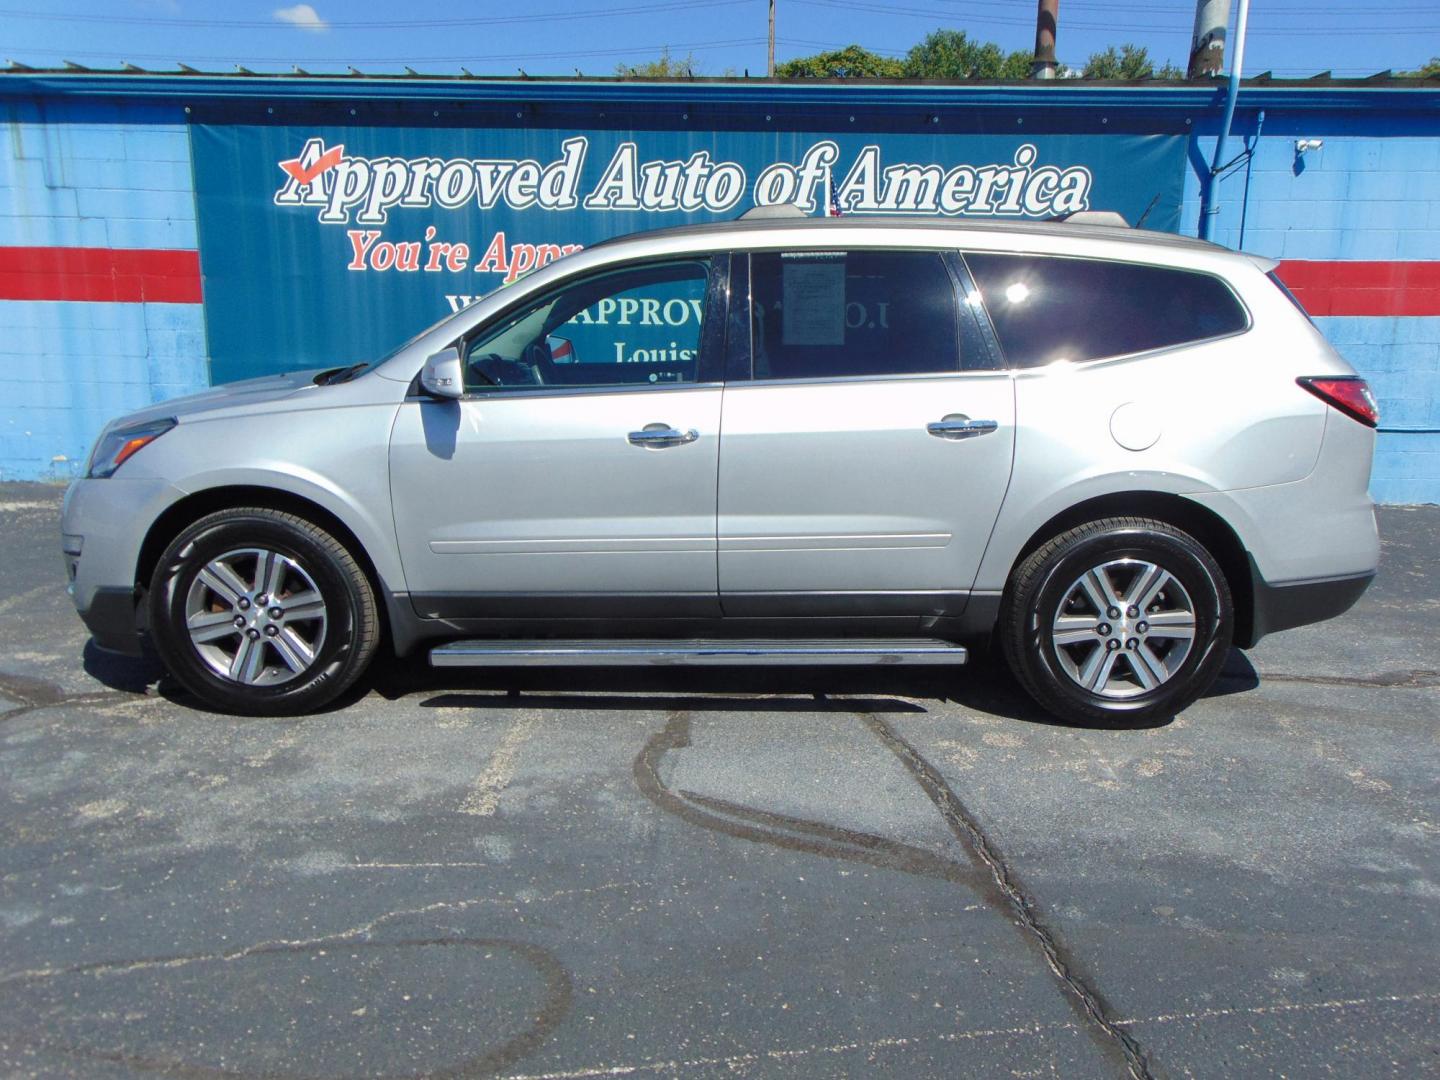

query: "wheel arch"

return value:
[135, 485, 395, 649]
[1002, 491, 1257, 647]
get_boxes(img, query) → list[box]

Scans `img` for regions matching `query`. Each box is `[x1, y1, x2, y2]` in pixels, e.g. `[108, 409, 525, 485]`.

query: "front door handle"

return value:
[927, 417, 999, 440]
[628, 426, 700, 448]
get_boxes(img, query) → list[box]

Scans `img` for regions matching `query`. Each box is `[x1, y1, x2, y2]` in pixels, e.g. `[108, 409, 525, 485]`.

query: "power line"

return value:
[2, 0, 1428, 33]
[0, 0, 752, 31]
[2, 38, 770, 67]
[4, 2, 1430, 73]
[6, 44, 1420, 76]
[781, 36, 908, 57]
[793, 0, 1439, 36]
[927, 0, 1433, 12]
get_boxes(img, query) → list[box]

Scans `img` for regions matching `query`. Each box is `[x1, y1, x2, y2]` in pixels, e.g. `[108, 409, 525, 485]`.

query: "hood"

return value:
[102, 369, 332, 430]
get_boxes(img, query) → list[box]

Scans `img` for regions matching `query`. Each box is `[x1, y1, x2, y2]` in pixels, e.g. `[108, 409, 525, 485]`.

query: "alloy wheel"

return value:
[1050, 557, 1197, 699]
[183, 547, 328, 686]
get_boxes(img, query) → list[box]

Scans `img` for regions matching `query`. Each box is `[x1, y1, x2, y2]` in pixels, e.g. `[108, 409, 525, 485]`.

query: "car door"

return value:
[389, 255, 727, 619]
[717, 248, 1015, 617]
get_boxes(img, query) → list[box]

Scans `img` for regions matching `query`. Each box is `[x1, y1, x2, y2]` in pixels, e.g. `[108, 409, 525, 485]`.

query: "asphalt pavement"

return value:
[0, 483, 1436, 1078]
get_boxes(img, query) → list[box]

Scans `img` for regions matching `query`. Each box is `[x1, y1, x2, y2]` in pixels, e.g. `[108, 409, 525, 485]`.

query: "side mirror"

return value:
[546, 335, 575, 363]
[419, 347, 464, 399]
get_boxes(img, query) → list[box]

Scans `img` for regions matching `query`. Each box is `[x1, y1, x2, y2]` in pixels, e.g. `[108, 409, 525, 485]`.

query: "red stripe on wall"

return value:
[0, 246, 201, 303]
[0, 248, 1432, 317]
[1274, 260, 1440, 318]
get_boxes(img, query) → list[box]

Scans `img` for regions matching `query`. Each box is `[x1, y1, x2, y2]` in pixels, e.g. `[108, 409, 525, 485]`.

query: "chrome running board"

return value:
[429, 638, 968, 667]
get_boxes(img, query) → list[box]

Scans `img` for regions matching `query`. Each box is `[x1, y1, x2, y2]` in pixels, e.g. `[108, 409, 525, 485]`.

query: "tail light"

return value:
[1297, 376, 1379, 428]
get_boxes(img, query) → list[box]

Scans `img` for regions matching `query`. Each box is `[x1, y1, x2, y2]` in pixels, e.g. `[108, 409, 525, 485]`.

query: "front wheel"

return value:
[1000, 517, 1233, 727]
[148, 508, 380, 716]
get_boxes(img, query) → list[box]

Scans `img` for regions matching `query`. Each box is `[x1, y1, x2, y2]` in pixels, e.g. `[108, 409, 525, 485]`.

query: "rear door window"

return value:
[748, 250, 981, 379]
[964, 252, 1248, 368]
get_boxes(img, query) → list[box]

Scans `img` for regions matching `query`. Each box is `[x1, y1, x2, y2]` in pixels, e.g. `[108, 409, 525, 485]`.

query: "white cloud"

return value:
[274, 4, 328, 31]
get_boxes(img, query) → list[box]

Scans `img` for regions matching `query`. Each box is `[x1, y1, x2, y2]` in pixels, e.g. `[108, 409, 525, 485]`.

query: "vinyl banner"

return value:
[191, 124, 1186, 383]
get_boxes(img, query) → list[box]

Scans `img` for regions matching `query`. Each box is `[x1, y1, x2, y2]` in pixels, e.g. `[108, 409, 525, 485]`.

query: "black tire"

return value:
[1000, 517, 1232, 727]
[148, 507, 379, 716]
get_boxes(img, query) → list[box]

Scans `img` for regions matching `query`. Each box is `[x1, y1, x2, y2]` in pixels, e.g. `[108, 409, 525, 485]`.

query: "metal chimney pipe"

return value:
[1188, 0, 1233, 78]
[1033, 0, 1059, 79]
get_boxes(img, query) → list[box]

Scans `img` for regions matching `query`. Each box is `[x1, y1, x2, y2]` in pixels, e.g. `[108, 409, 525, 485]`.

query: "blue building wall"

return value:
[0, 78, 1436, 502]
[0, 98, 208, 479]
[1180, 112, 1440, 505]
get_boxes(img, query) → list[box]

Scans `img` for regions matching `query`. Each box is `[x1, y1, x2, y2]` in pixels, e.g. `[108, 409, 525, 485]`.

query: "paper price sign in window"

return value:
[782, 259, 846, 346]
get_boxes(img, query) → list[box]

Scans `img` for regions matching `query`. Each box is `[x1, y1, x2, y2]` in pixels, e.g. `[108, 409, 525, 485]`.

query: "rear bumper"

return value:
[1241, 559, 1374, 648]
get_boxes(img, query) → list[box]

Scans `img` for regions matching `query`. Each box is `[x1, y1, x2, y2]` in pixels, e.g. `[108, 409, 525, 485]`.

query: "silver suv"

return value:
[61, 215, 1380, 725]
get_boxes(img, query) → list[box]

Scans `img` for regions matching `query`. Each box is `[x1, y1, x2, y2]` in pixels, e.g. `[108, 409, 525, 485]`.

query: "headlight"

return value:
[87, 418, 177, 478]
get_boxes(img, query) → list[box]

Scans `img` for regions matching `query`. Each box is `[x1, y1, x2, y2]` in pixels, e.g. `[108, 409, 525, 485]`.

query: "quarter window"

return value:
[748, 250, 968, 380]
[463, 258, 715, 390]
[964, 253, 1248, 368]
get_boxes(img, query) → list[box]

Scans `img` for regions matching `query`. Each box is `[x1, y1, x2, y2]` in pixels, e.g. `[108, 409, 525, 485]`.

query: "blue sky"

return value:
[1, 0, 1435, 78]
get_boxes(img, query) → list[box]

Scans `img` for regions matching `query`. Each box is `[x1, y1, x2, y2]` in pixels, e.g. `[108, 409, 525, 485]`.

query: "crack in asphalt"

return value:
[632, 711, 990, 887]
[0, 670, 149, 724]
[0, 880, 641, 987]
[1, 937, 574, 1080]
[1241, 668, 1440, 690]
[501, 989, 1440, 1079]
[860, 711, 1156, 1080]
[634, 705, 1156, 1080]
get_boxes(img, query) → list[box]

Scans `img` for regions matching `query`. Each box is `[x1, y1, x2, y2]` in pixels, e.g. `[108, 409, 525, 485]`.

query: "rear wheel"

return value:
[148, 508, 379, 715]
[1001, 517, 1232, 726]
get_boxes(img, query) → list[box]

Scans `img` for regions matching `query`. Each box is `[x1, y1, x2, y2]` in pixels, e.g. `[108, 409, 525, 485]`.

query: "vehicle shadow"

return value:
[81, 639, 166, 695]
[79, 637, 1262, 732]
[366, 646, 1263, 732]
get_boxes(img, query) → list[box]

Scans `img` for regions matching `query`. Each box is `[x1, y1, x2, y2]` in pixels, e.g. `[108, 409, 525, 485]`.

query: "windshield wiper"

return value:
[314, 363, 368, 385]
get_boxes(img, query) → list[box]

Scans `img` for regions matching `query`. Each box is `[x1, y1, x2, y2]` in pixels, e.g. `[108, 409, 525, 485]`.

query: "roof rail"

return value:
[738, 204, 810, 221]
[1046, 210, 1130, 227]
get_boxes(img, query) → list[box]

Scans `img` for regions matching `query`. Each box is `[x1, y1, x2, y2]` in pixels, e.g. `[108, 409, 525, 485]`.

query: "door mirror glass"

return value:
[546, 335, 576, 363]
[419, 347, 464, 399]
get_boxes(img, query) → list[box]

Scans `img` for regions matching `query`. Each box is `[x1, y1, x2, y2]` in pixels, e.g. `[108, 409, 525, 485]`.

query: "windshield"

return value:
[374, 306, 470, 367]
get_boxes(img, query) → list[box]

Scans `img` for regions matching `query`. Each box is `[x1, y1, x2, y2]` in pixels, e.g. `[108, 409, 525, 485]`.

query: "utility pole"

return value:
[1188, 0, 1232, 78]
[1199, 0, 1250, 239]
[768, 0, 776, 77]
[1032, 0, 1059, 79]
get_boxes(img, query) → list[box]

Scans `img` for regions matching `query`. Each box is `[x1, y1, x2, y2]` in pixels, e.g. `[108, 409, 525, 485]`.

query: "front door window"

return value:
[463, 258, 717, 391]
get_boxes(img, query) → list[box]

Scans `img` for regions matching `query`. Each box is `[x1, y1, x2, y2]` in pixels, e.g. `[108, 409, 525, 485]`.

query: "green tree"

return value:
[1401, 57, 1440, 78]
[775, 44, 904, 78]
[615, 47, 700, 78]
[898, 29, 1002, 78]
[1082, 43, 1182, 80]
[902, 29, 1021, 78]
[998, 48, 1036, 79]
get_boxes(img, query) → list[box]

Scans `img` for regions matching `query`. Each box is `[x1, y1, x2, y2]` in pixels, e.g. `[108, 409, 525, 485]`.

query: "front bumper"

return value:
[78, 586, 147, 655]
[62, 475, 183, 655]
[1241, 558, 1374, 648]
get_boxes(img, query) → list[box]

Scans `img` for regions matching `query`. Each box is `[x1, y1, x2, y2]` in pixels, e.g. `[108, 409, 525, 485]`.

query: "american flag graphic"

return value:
[823, 169, 844, 217]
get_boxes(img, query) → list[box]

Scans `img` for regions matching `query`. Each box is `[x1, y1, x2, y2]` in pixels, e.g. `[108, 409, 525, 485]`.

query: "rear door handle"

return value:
[628, 426, 699, 448]
[927, 417, 999, 440]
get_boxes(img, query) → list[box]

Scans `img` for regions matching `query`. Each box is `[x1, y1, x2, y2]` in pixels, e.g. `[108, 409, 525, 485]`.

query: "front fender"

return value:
[132, 402, 407, 593]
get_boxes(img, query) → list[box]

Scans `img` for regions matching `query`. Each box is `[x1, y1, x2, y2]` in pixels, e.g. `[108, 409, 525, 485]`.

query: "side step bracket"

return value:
[430, 638, 968, 668]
